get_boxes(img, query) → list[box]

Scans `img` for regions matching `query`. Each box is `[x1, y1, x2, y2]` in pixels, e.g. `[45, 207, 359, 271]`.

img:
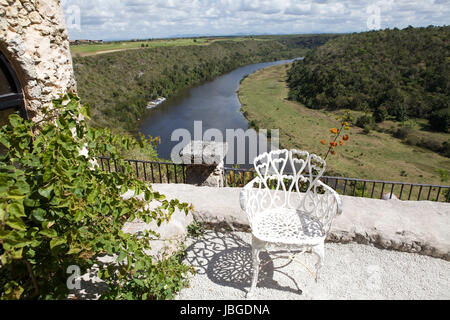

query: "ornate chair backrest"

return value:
[253, 149, 327, 213]
[288, 149, 327, 215]
[253, 149, 290, 209]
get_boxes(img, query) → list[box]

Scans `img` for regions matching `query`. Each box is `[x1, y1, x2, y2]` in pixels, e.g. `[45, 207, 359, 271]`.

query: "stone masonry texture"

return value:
[0, 0, 77, 121]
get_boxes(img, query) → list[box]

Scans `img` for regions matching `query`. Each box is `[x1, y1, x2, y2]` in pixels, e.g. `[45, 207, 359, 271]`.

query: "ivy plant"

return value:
[0, 93, 194, 300]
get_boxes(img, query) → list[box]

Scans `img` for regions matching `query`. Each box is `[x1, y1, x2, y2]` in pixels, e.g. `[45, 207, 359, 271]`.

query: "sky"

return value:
[61, 0, 450, 40]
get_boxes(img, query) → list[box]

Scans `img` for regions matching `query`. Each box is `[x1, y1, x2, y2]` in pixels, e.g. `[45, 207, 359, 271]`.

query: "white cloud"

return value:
[63, 0, 450, 40]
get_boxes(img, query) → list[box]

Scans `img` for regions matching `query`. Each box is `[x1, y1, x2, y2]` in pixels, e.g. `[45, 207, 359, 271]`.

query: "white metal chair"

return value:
[239, 149, 343, 297]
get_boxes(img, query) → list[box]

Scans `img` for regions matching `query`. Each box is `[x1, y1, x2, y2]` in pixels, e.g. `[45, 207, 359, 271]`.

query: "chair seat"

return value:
[251, 208, 326, 246]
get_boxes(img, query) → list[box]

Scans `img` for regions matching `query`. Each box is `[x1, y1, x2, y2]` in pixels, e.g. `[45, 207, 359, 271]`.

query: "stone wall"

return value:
[0, 0, 76, 121]
[152, 183, 450, 261]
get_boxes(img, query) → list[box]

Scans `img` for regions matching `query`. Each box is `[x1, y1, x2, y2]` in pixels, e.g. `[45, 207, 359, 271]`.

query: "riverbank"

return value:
[139, 59, 299, 163]
[237, 63, 450, 185]
[73, 36, 334, 132]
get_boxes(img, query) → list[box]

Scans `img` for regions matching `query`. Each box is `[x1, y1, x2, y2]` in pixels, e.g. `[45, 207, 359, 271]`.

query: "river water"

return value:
[139, 58, 301, 167]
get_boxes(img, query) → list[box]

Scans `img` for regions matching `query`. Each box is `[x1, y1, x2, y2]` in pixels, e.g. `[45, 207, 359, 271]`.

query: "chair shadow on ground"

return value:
[185, 230, 304, 296]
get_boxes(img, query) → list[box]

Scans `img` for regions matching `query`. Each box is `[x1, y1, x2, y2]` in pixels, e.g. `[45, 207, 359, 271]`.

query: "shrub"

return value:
[249, 120, 259, 131]
[362, 125, 372, 134]
[356, 115, 374, 129]
[392, 104, 408, 122]
[394, 126, 412, 139]
[429, 108, 450, 132]
[405, 135, 420, 146]
[441, 142, 450, 158]
[418, 137, 443, 153]
[436, 169, 448, 183]
[187, 219, 205, 238]
[373, 106, 388, 123]
[0, 94, 194, 300]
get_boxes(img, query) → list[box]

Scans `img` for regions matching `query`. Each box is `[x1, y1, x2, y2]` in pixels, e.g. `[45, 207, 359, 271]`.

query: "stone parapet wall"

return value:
[0, 0, 76, 120]
[152, 184, 450, 261]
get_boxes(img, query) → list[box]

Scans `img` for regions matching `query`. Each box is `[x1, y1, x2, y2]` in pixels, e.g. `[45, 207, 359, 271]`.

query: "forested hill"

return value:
[73, 35, 336, 132]
[287, 26, 450, 131]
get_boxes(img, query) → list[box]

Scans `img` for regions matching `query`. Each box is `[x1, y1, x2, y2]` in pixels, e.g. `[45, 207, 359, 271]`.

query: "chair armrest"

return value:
[239, 177, 264, 228]
[239, 177, 261, 211]
[318, 180, 343, 216]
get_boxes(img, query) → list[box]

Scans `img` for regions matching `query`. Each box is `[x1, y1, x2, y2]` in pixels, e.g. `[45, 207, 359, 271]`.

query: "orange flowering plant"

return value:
[321, 110, 353, 160]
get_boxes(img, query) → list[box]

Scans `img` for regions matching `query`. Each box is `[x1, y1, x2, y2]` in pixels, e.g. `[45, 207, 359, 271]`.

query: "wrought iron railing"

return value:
[97, 157, 450, 202]
[224, 167, 450, 202]
[98, 156, 188, 184]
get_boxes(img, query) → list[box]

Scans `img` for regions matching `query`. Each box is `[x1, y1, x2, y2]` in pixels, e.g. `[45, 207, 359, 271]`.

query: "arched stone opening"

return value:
[0, 50, 28, 126]
[0, 0, 77, 122]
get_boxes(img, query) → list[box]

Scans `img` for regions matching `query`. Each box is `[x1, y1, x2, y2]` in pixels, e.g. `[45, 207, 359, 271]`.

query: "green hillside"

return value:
[73, 35, 336, 132]
[239, 63, 450, 185]
[287, 26, 450, 132]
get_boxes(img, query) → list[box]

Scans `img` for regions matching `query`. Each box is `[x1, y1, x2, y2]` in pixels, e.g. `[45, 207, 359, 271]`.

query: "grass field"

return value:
[238, 63, 450, 185]
[70, 37, 265, 57]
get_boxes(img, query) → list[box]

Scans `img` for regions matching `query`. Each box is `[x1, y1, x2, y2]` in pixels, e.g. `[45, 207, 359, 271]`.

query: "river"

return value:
[139, 58, 302, 167]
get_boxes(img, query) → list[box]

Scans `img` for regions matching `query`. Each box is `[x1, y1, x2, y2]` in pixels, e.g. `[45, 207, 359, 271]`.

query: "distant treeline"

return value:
[73, 35, 336, 131]
[287, 26, 450, 132]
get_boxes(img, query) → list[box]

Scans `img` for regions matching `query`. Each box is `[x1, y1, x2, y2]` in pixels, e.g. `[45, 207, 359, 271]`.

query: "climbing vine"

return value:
[0, 94, 193, 299]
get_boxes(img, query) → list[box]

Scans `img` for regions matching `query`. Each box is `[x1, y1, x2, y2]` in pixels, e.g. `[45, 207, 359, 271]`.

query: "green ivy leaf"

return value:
[74, 210, 84, 222]
[6, 189, 26, 200]
[80, 104, 91, 120]
[5, 216, 27, 231]
[8, 114, 23, 128]
[12, 247, 23, 259]
[38, 185, 54, 199]
[134, 279, 144, 287]
[7, 203, 25, 218]
[0, 206, 5, 221]
[50, 237, 66, 250]
[39, 229, 57, 238]
[67, 245, 82, 255]
[117, 251, 127, 263]
[31, 208, 47, 223]
[2, 281, 24, 300]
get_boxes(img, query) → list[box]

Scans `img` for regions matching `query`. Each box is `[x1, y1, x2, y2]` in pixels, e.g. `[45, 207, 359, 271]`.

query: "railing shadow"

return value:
[185, 230, 303, 296]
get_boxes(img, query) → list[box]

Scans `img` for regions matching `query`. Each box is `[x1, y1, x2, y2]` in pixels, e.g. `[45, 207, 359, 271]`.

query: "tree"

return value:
[373, 105, 388, 123]
[356, 114, 374, 128]
[392, 104, 408, 122]
[429, 108, 450, 132]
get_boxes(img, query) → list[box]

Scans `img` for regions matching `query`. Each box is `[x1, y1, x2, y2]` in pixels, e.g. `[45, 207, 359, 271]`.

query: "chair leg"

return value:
[247, 235, 265, 298]
[312, 242, 325, 282]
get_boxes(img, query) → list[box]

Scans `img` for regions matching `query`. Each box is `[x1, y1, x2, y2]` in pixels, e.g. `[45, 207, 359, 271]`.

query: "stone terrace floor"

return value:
[176, 231, 450, 300]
